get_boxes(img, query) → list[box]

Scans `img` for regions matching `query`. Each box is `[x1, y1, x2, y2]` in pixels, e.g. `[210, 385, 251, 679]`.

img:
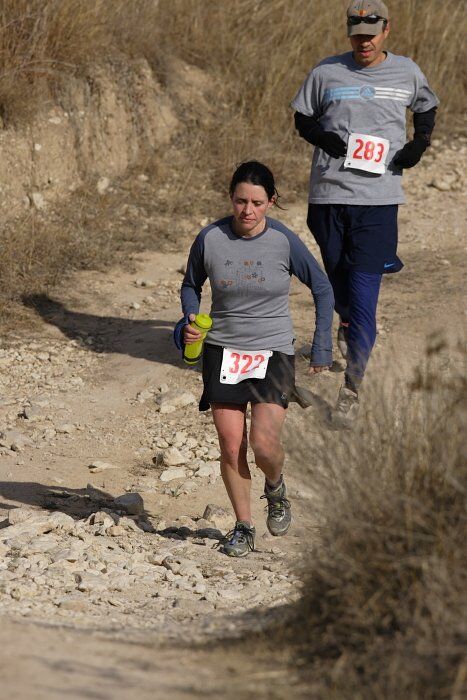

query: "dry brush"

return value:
[285, 341, 467, 698]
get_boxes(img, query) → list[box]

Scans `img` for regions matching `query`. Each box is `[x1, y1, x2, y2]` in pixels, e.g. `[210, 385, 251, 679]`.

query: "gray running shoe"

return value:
[337, 322, 349, 359]
[220, 521, 256, 557]
[332, 385, 359, 428]
[261, 479, 291, 536]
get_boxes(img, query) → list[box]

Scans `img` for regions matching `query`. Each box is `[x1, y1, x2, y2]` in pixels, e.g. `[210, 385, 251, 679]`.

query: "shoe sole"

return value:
[267, 520, 291, 537]
[223, 548, 252, 557]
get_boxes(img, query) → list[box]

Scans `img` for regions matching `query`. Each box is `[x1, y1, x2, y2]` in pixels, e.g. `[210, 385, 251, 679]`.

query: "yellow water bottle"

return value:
[183, 314, 212, 365]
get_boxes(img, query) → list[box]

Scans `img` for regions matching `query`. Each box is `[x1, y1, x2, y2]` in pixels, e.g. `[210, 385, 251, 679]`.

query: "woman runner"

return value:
[175, 161, 334, 557]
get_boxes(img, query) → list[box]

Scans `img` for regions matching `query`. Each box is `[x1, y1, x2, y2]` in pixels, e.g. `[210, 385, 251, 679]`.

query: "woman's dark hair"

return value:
[229, 160, 282, 206]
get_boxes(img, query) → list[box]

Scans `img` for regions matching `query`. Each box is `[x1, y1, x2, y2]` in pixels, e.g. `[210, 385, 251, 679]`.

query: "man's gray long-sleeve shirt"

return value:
[180, 216, 334, 366]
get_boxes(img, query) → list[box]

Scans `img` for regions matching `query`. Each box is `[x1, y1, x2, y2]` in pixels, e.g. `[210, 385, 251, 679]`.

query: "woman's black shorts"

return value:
[199, 344, 295, 411]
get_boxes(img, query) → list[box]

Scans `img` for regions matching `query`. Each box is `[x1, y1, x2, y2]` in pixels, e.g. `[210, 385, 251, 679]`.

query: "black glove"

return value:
[294, 113, 347, 159]
[314, 131, 348, 159]
[393, 134, 428, 169]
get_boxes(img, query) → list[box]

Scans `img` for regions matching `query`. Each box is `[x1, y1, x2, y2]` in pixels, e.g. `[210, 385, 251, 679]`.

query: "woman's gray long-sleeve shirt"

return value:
[180, 216, 334, 366]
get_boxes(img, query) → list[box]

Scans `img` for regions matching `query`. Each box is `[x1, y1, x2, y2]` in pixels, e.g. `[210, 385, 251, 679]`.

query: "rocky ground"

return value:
[0, 142, 465, 699]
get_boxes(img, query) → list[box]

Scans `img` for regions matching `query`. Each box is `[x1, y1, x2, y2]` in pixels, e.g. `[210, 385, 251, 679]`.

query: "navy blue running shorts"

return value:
[307, 204, 403, 275]
[199, 344, 295, 411]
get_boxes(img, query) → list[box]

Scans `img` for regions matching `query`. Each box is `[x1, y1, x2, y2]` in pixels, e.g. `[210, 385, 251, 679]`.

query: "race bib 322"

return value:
[220, 348, 272, 385]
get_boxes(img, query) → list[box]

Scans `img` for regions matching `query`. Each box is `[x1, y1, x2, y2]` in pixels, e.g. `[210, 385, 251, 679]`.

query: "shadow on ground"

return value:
[0, 481, 225, 541]
[0, 481, 154, 532]
[22, 294, 189, 369]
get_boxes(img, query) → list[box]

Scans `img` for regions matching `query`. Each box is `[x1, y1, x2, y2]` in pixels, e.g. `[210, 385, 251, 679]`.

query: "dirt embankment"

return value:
[0, 58, 200, 219]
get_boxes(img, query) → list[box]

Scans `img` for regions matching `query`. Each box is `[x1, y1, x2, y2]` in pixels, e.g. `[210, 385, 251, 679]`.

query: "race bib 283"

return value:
[344, 133, 390, 175]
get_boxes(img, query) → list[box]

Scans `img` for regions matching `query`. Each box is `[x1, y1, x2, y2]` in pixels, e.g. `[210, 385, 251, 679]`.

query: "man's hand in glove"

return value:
[393, 134, 428, 169]
[315, 132, 348, 159]
[294, 113, 347, 159]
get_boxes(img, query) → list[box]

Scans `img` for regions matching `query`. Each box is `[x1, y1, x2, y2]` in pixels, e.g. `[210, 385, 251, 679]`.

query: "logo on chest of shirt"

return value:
[360, 85, 376, 99]
[324, 85, 411, 105]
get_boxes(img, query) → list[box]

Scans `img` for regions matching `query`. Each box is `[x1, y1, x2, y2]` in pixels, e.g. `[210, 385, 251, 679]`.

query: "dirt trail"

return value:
[0, 146, 465, 698]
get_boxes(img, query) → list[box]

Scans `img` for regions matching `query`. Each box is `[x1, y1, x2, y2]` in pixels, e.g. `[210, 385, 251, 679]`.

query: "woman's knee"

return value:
[249, 430, 278, 462]
[218, 436, 247, 465]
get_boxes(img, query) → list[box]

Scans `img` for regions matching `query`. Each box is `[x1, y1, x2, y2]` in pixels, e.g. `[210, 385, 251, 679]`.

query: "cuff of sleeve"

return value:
[173, 315, 190, 352]
[291, 102, 314, 117]
[310, 351, 332, 367]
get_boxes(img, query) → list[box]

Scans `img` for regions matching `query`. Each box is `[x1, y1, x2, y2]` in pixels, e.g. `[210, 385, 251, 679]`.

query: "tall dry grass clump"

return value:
[0, 0, 161, 122]
[287, 341, 466, 698]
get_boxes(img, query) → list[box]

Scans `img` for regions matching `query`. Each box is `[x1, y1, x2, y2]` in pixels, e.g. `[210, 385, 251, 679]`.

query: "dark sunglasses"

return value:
[347, 15, 387, 26]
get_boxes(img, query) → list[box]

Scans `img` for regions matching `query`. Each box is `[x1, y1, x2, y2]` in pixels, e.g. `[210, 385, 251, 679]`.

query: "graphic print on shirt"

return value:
[323, 85, 412, 105]
[218, 259, 266, 295]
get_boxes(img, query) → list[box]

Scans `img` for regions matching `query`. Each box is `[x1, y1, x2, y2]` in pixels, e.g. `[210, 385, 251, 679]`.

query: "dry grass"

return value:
[0, 195, 110, 321]
[0, 0, 465, 314]
[151, 0, 466, 188]
[0, 0, 161, 122]
[283, 341, 467, 698]
[0, 0, 464, 130]
[0, 177, 190, 323]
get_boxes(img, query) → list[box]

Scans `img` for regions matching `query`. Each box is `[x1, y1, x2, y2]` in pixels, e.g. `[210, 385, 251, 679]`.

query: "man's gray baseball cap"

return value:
[347, 0, 389, 36]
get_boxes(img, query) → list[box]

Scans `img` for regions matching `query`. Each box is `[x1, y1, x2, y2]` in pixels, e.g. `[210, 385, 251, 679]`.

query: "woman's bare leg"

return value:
[211, 403, 251, 523]
[250, 402, 291, 537]
[249, 402, 287, 484]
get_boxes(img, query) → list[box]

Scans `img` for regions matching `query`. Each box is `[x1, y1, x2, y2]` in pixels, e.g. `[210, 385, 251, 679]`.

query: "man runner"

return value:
[291, 0, 439, 426]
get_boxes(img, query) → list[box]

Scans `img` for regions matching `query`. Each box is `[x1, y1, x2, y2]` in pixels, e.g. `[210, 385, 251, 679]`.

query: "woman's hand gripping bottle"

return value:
[183, 314, 212, 365]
